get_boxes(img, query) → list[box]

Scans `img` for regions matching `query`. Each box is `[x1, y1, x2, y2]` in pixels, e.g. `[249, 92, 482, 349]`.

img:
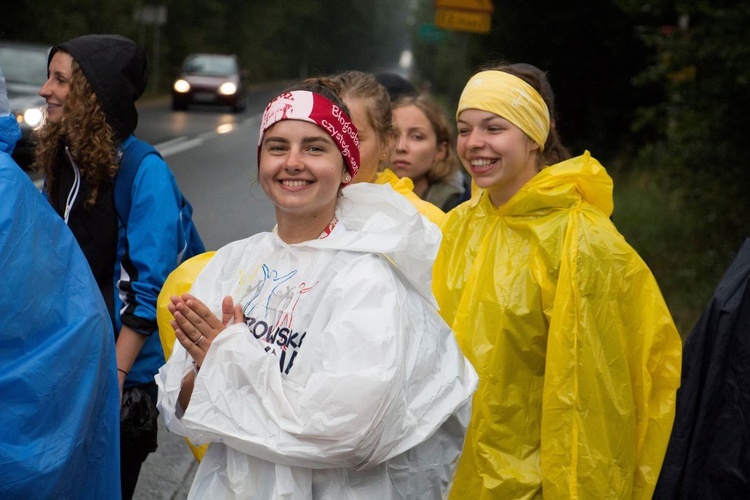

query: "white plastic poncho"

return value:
[156, 183, 478, 499]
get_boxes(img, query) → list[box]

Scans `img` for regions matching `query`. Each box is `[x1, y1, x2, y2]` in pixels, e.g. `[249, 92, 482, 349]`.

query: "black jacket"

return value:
[654, 237, 750, 499]
[50, 34, 147, 142]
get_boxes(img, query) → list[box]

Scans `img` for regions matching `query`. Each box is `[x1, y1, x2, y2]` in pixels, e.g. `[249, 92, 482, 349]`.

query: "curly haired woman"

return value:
[34, 34, 204, 499]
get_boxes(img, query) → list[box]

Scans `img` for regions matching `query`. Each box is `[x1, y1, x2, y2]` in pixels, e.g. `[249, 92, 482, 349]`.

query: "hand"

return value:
[221, 295, 244, 327]
[170, 293, 244, 368]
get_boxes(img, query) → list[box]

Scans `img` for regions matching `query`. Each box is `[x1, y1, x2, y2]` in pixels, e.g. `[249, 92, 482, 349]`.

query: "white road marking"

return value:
[156, 136, 205, 157]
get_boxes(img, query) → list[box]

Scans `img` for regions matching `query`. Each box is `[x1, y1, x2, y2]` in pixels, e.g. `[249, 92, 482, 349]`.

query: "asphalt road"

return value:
[133, 418, 196, 499]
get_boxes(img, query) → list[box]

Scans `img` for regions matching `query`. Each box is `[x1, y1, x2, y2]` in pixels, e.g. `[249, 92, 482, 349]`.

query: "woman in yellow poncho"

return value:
[434, 64, 683, 499]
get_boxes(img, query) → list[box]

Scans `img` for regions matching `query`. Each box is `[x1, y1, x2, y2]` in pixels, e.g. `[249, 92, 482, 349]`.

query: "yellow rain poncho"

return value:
[434, 152, 682, 499]
[376, 167, 445, 226]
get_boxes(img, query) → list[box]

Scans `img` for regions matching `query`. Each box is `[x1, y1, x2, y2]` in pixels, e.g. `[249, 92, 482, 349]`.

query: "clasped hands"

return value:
[169, 293, 245, 369]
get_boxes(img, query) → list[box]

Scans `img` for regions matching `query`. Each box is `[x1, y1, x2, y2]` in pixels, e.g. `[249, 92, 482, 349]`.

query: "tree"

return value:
[618, 0, 750, 286]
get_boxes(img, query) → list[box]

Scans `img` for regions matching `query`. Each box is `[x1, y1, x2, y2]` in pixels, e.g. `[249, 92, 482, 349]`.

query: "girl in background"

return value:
[391, 93, 469, 212]
[332, 70, 445, 226]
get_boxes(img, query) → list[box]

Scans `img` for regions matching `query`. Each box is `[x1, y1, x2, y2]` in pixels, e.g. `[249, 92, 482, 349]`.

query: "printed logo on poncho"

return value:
[240, 263, 317, 375]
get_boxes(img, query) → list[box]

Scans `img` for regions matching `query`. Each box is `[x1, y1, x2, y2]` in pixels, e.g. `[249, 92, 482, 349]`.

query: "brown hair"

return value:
[286, 76, 352, 117]
[481, 62, 571, 167]
[34, 52, 117, 207]
[392, 93, 460, 185]
[331, 70, 394, 148]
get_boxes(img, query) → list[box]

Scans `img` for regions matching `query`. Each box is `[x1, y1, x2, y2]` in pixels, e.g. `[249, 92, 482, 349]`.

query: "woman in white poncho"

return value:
[156, 78, 477, 499]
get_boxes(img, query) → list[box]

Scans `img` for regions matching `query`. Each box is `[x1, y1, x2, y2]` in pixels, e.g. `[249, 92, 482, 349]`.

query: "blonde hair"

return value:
[34, 52, 118, 207]
[332, 70, 395, 148]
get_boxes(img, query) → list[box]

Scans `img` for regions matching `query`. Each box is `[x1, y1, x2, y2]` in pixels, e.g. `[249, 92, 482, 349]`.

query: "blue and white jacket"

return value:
[46, 133, 191, 386]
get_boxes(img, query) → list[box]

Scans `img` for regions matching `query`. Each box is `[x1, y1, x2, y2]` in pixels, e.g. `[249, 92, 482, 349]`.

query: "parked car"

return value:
[172, 53, 247, 112]
[0, 41, 50, 168]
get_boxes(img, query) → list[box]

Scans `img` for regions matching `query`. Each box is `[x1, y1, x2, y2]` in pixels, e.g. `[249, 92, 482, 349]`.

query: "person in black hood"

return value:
[33, 34, 205, 500]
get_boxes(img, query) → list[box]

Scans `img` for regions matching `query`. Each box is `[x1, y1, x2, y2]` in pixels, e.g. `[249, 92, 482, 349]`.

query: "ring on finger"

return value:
[193, 334, 205, 345]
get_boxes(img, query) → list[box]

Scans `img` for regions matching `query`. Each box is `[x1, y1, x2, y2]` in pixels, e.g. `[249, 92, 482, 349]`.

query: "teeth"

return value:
[471, 159, 494, 167]
[282, 180, 311, 187]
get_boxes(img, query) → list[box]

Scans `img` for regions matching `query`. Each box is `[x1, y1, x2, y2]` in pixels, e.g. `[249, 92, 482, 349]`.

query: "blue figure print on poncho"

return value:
[241, 263, 318, 375]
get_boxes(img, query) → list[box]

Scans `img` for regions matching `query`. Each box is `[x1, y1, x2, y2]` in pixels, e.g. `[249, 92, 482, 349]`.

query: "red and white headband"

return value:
[258, 90, 360, 183]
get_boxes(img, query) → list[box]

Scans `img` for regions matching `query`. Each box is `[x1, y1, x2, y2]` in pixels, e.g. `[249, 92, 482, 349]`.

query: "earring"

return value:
[343, 173, 351, 182]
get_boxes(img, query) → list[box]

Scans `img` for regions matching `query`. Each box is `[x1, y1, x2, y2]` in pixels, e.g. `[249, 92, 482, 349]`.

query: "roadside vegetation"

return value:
[609, 164, 734, 335]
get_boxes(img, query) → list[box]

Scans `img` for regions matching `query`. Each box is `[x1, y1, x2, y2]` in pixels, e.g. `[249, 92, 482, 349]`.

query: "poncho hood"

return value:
[472, 150, 614, 218]
[50, 34, 147, 142]
[289, 182, 442, 304]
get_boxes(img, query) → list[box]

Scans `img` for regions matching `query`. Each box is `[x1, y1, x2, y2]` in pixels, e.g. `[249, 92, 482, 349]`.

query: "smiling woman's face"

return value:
[456, 108, 539, 207]
[39, 51, 74, 125]
[259, 119, 347, 222]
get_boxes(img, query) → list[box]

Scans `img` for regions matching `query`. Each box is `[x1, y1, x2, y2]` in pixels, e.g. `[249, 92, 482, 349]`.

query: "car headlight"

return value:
[218, 82, 237, 95]
[22, 107, 45, 128]
[173, 79, 190, 93]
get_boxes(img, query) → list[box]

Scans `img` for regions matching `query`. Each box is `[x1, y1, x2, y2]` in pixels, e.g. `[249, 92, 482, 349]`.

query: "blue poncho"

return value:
[0, 113, 121, 498]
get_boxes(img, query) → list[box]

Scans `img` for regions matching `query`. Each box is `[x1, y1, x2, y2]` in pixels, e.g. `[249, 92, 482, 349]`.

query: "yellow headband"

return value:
[456, 70, 550, 150]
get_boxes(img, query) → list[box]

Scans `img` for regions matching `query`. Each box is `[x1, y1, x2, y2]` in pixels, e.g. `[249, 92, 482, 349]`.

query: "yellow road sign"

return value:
[435, 0, 494, 13]
[435, 8, 492, 34]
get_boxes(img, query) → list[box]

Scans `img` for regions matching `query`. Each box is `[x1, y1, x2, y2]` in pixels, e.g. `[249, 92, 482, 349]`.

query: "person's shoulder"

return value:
[568, 209, 651, 272]
[214, 232, 275, 260]
[0, 154, 29, 190]
[440, 194, 476, 229]
[0, 114, 22, 154]
[375, 168, 446, 225]
[121, 137, 175, 191]
[425, 177, 467, 211]
[329, 251, 404, 294]
[0, 154, 50, 211]
[118, 135, 167, 170]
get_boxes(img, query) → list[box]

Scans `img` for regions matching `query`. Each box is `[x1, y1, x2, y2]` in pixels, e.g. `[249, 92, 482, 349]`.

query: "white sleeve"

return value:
[155, 243, 243, 436]
[171, 256, 476, 470]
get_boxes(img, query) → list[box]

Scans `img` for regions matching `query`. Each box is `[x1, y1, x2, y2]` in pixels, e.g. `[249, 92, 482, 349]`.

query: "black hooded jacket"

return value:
[50, 34, 147, 142]
[46, 35, 148, 318]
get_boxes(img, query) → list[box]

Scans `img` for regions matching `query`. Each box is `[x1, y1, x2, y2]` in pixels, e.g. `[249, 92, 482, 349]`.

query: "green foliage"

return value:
[159, 0, 409, 82]
[411, 0, 651, 163]
[2, 0, 410, 89]
[617, 0, 750, 308]
[610, 165, 734, 335]
[2, 0, 141, 45]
